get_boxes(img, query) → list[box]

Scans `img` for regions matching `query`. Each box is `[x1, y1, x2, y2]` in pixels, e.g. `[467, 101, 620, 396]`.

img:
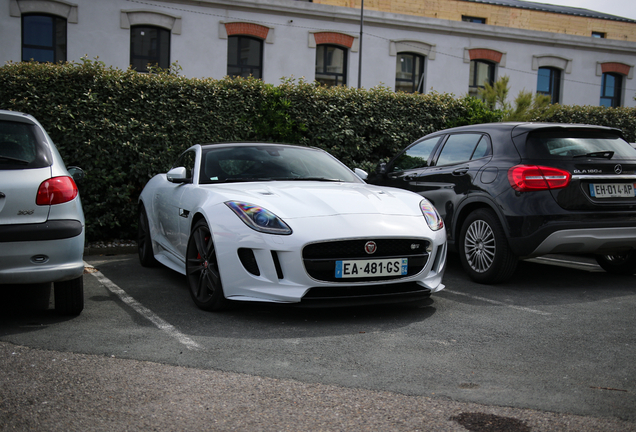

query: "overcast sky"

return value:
[525, 0, 636, 20]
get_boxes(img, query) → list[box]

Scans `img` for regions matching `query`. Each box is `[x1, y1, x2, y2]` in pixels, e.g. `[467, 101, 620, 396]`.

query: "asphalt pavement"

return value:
[1, 250, 635, 431]
[2, 341, 635, 431]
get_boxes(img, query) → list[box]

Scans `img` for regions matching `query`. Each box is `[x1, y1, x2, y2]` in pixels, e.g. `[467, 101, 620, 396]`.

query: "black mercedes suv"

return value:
[368, 122, 636, 283]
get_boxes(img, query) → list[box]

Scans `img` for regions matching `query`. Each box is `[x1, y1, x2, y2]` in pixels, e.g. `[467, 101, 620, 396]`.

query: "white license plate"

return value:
[335, 258, 408, 278]
[589, 183, 636, 198]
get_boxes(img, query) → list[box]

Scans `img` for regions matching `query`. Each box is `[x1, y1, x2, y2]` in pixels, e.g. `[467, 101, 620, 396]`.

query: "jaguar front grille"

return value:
[302, 239, 429, 282]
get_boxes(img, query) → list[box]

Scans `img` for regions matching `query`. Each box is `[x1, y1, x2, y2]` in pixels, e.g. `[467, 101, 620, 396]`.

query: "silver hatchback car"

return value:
[0, 110, 85, 315]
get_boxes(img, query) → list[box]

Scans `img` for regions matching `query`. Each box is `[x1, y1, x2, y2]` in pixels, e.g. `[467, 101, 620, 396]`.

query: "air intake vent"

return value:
[271, 251, 284, 279]
[238, 248, 260, 276]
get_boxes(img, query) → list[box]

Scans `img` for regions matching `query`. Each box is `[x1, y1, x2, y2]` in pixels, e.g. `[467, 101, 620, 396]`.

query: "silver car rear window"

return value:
[0, 120, 50, 169]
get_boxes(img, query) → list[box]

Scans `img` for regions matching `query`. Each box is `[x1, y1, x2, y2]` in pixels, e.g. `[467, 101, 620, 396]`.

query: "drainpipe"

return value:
[357, 0, 364, 89]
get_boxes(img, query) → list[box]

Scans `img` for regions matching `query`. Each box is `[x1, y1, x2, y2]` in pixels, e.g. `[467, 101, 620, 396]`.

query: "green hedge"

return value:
[1, 60, 634, 241]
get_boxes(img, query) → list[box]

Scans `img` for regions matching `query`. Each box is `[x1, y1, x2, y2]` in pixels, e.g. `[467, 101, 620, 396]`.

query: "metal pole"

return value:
[357, 0, 364, 89]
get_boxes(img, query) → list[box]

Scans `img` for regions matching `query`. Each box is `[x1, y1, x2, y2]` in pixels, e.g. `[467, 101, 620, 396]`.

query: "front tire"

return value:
[54, 276, 84, 316]
[186, 219, 228, 311]
[595, 251, 636, 275]
[458, 208, 517, 284]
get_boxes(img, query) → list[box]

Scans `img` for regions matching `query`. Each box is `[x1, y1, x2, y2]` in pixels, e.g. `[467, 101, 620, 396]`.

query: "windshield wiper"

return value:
[272, 177, 343, 182]
[219, 177, 273, 183]
[573, 151, 614, 159]
[0, 156, 29, 165]
[215, 176, 345, 183]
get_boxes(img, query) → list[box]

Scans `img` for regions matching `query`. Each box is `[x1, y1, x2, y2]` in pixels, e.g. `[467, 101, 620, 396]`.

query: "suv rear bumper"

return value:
[512, 226, 636, 258]
[0, 221, 84, 284]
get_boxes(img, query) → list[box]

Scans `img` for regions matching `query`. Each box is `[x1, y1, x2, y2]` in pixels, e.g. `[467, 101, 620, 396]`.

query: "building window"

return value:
[227, 36, 263, 79]
[130, 26, 170, 72]
[537, 67, 561, 104]
[315, 44, 347, 87]
[22, 14, 66, 63]
[600, 73, 622, 107]
[462, 16, 486, 24]
[395, 53, 425, 93]
[592, 32, 606, 38]
[469, 60, 495, 98]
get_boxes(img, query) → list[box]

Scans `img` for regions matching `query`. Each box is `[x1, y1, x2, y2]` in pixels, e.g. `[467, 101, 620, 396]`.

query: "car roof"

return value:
[197, 142, 319, 151]
[0, 110, 37, 125]
[426, 122, 623, 138]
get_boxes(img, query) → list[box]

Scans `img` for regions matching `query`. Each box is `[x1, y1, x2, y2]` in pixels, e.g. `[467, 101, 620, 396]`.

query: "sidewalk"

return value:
[1, 342, 634, 432]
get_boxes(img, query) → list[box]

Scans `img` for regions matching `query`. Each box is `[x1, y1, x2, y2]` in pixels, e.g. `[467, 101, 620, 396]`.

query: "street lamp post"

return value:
[357, 0, 364, 89]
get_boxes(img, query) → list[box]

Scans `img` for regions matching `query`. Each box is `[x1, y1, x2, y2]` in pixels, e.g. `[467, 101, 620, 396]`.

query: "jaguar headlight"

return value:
[420, 199, 444, 231]
[225, 201, 292, 235]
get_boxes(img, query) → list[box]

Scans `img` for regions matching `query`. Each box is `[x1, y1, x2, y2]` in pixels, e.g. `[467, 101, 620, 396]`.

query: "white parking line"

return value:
[85, 263, 203, 351]
[443, 289, 551, 316]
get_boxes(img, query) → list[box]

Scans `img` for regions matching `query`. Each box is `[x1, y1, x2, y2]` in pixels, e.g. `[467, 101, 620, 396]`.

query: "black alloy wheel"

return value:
[458, 208, 517, 284]
[138, 204, 158, 267]
[186, 219, 228, 311]
[595, 251, 636, 275]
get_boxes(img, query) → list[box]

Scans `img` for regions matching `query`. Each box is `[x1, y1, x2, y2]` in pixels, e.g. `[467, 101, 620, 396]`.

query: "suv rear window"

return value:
[526, 129, 636, 160]
[0, 120, 51, 169]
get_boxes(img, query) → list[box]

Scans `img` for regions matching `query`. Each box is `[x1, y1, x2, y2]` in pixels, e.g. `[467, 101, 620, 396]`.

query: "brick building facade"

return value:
[1, 0, 635, 107]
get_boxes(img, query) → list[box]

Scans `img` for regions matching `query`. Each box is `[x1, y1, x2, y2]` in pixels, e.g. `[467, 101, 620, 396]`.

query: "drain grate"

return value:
[450, 412, 531, 432]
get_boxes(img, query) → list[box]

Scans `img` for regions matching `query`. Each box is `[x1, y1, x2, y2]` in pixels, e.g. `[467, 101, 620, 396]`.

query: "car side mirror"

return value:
[67, 166, 84, 182]
[354, 168, 368, 180]
[167, 167, 191, 184]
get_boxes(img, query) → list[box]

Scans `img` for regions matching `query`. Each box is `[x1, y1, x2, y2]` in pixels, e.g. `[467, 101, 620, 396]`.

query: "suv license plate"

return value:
[589, 183, 636, 198]
[335, 258, 408, 278]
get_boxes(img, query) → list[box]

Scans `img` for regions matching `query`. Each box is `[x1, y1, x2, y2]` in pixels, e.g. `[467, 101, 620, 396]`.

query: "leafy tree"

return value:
[480, 75, 552, 121]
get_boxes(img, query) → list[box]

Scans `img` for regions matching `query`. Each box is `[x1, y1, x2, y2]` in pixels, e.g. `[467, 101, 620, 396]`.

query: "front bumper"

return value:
[210, 212, 447, 305]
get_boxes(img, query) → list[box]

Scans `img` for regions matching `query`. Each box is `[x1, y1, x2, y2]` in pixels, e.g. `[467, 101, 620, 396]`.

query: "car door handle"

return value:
[452, 167, 469, 175]
[403, 175, 417, 181]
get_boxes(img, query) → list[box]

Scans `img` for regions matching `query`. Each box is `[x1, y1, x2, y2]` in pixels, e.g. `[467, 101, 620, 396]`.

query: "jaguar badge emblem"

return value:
[364, 241, 377, 255]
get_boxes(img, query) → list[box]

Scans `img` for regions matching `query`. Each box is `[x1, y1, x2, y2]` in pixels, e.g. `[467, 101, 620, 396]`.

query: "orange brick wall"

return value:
[225, 22, 269, 40]
[313, 0, 636, 42]
[602, 62, 632, 75]
[468, 48, 503, 63]
[314, 32, 355, 48]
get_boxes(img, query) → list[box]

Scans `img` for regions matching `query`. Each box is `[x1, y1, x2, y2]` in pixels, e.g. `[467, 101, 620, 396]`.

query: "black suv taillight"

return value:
[36, 176, 78, 205]
[508, 165, 571, 192]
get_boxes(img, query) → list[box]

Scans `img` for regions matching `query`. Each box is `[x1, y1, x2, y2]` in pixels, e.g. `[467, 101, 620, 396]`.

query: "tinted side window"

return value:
[436, 133, 484, 166]
[391, 137, 440, 172]
[471, 136, 491, 159]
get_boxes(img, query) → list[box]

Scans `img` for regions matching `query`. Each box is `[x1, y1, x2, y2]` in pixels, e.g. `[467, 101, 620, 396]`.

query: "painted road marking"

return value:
[85, 262, 203, 351]
[443, 289, 551, 316]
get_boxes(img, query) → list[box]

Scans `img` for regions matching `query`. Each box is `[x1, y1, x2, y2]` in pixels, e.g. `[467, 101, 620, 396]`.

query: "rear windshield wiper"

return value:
[573, 151, 614, 159]
[0, 156, 29, 165]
